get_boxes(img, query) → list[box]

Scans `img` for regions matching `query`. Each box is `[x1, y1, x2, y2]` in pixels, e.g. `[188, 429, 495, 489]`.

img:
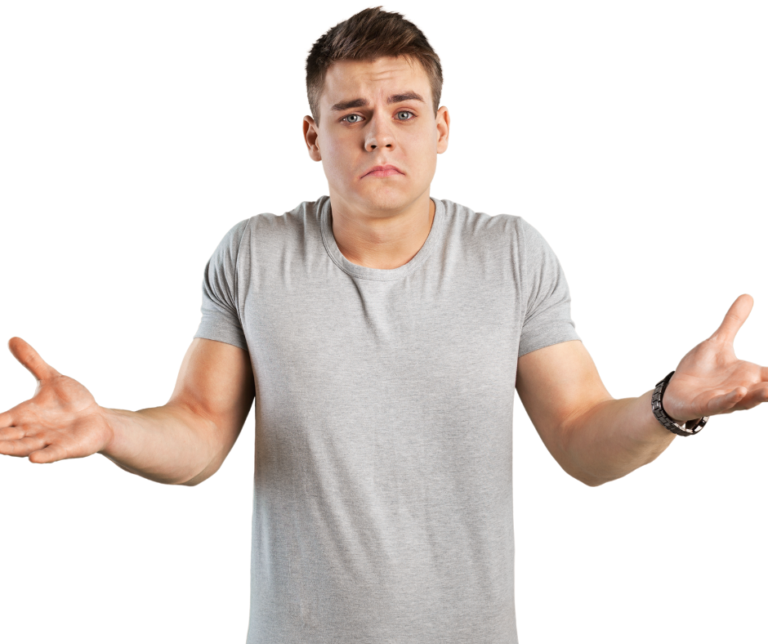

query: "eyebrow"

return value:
[330, 91, 426, 112]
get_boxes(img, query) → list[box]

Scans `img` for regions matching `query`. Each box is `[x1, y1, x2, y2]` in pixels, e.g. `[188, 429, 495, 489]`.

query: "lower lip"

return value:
[365, 168, 403, 177]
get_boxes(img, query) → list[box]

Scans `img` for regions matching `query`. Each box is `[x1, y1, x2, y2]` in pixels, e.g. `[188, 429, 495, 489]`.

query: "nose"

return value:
[364, 112, 395, 151]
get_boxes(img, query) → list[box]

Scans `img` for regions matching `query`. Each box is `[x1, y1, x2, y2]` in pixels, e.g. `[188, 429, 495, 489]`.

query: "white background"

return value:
[1, 1, 766, 642]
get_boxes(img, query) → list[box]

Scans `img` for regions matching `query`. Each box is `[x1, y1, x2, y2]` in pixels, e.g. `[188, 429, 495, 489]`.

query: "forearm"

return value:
[99, 403, 218, 486]
[563, 389, 676, 486]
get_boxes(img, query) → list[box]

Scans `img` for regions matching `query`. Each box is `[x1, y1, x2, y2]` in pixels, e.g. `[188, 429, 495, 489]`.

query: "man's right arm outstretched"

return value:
[0, 336, 255, 486]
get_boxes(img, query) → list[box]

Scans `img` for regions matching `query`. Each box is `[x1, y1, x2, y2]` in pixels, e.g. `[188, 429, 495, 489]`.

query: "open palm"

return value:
[662, 294, 768, 423]
[0, 337, 112, 463]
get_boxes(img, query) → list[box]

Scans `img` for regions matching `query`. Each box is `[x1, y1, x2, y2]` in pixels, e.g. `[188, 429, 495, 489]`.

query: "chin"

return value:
[354, 186, 414, 213]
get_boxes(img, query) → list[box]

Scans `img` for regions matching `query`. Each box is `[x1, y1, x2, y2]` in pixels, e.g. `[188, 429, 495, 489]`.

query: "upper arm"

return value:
[516, 339, 612, 482]
[168, 337, 255, 484]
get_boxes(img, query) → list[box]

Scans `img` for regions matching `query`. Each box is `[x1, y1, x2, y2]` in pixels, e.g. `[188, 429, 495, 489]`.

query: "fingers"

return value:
[0, 425, 26, 441]
[0, 399, 41, 430]
[730, 382, 768, 412]
[0, 409, 14, 429]
[8, 337, 60, 382]
[694, 382, 768, 418]
[0, 434, 48, 458]
[0, 427, 74, 463]
[708, 294, 754, 345]
[0, 420, 103, 463]
[705, 387, 747, 415]
[28, 444, 70, 464]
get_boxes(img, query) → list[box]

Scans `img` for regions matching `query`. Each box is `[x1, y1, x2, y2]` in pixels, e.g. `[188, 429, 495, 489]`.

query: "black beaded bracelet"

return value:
[651, 371, 709, 437]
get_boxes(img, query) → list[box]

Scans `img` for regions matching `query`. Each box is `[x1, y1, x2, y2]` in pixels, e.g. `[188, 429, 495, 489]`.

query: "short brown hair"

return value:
[305, 6, 443, 125]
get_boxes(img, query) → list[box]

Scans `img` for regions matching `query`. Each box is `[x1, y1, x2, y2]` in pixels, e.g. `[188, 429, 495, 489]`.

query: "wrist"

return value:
[98, 407, 132, 460]
[652, 371, 709, 436]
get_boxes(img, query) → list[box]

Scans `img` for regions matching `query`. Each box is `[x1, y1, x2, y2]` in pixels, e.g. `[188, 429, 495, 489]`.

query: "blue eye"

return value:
[342, 111, 414, 124]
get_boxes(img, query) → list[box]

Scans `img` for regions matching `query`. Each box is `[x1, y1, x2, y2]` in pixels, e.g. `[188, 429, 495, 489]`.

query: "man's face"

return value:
[303, 56, 449, 217]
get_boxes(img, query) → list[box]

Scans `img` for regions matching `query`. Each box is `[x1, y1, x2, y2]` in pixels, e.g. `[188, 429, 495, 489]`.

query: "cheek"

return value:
[321, 136, 355, 177]
[404, 127, 436, 156]
[408, 138, 437, 174]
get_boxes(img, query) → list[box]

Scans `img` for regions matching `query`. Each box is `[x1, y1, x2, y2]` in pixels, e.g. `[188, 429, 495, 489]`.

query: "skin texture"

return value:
[0, 336, 254, 485]
[517, 293, 768, 486]
[0, 56, 450, 483]
[2, 57, 768, 489]
[303, 56, 449, 269]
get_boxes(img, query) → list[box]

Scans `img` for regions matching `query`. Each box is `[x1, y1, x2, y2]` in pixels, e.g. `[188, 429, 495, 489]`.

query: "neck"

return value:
[328, 192, 436, 270]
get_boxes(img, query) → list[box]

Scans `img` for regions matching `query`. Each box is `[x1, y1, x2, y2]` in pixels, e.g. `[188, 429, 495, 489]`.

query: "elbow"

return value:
[564, 459, 614, 487]
[179, 472, 209, 487]
[573, 470, 609, 487]
[177, 428, 229, 486]
[575, 467, 636, 487]
[178, 461, 220, 486]
[558, 452, 611, 487]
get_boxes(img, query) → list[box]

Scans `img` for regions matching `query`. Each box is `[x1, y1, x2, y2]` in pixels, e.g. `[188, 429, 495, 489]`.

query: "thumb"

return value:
[8, 337, 60, 382]
[708, 293, 753, 344]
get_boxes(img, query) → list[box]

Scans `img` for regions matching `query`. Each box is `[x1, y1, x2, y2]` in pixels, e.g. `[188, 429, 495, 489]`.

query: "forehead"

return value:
[321, 56, 430, 103]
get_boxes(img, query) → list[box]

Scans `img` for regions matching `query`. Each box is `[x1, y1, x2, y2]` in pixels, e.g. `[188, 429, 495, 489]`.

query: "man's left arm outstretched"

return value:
[516, 294, 768, 486]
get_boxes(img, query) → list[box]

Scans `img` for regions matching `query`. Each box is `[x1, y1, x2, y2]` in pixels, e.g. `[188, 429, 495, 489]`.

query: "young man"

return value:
[2, 7, 767, 644]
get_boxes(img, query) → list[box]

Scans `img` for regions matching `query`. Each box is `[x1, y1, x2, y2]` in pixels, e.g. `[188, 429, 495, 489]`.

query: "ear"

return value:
[303, 115, 322, 162]
[436, 106, 450, 154]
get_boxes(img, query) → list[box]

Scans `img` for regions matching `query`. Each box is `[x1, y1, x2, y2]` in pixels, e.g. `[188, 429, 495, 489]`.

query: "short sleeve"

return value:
[517, 217, 580, 357]
[193, 218, 250, 351]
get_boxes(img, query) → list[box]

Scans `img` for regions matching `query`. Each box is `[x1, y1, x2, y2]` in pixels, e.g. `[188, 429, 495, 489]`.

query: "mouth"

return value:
[362, 164, 404, 179]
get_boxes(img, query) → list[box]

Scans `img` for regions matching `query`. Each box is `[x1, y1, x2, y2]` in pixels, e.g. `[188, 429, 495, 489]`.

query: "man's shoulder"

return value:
[209, 197, 328, 272]
[437, 198, 528, 239]
[245, 195, 326, 227]
[229, 196, 327, 242]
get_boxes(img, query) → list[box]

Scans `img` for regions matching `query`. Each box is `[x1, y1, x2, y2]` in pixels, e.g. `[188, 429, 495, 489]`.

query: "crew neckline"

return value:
[319, 195, 445, 281]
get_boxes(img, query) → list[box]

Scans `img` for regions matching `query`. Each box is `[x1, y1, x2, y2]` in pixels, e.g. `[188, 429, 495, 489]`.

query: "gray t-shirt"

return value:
[194, 195, 580, 644]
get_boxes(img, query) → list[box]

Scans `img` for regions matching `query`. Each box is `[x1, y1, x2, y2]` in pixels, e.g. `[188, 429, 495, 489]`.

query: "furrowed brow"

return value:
[331, 98, 369, 112]
[387, 92, 425, 105]
[330, 91, 425, 112]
